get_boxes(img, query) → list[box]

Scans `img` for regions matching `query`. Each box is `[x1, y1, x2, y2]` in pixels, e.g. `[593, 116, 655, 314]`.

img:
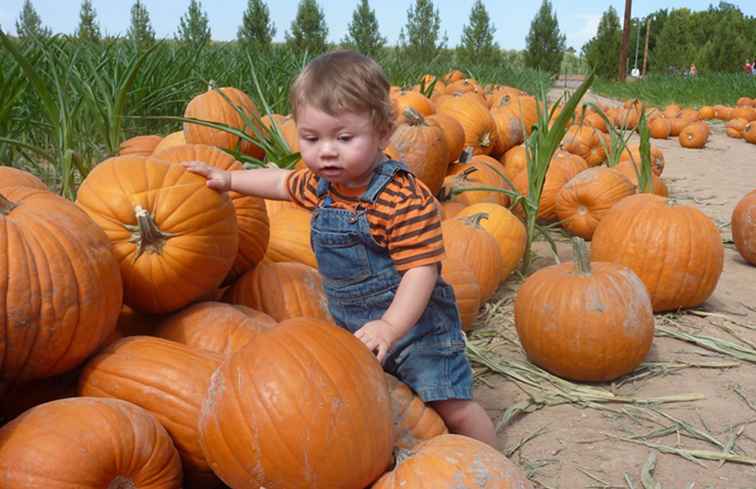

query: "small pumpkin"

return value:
[619, 143, 666, 176]
[435, 92, 497, 155]
[118, 134, 163, 156]
[389, 108, 449, 194]
[743, 121, 756, 144]
[385, 373, 447, 450]
[731, 190, 756, 265]
[152, 130, 186, 153]
[678, 121, 710, 149]
[726, 118, 748, 138]
[648, 116, 671, 139]
[515, 238, 654, 381]
[427, 112, 465, 163]
[0, 166, 47, 190]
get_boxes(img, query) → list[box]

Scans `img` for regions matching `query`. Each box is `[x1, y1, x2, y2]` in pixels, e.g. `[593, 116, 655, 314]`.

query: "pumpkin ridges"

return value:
[0, 167, 47, 191]
[731, 190, 756, 265]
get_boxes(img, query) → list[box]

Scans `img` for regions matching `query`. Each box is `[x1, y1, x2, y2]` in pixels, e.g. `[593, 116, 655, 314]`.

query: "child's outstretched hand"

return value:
[355, 319, 396, 364]
[183, 161, 231, 192]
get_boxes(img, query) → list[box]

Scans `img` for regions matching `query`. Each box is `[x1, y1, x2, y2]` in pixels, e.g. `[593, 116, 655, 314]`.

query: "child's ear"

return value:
[378, 123, 395, 149]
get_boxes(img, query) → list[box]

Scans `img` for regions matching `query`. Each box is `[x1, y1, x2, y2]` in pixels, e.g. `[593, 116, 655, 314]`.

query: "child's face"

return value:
[296, 104, 390, 188]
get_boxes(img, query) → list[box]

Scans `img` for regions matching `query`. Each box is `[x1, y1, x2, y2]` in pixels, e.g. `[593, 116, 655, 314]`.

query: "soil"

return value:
[472, 86, 756, 488]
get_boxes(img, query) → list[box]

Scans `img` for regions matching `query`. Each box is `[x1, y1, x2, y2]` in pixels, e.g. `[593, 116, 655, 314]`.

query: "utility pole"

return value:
[642, 16, 651, 76]
[618, 0, 632, 80]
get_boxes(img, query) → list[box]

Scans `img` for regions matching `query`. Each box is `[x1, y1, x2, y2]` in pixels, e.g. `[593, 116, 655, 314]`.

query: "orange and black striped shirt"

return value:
[286, 167, 445, 272]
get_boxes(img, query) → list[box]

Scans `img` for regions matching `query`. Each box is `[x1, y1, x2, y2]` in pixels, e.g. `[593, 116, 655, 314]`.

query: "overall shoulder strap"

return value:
[360, 160, 409, 203]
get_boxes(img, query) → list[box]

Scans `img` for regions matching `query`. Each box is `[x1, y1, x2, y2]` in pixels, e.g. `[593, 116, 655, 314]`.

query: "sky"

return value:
[1, 1, 755, 51]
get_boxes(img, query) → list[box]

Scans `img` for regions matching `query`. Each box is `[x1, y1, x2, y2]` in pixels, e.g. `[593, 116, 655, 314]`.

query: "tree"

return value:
[457, 0, 500, 66]
[341, 0, 386, 58]
[176, 0, 211, 48]
[398, 0, 447, 61]
[651, 8, 695, 74]
[286, 0, 329, 56]
[15, 0, 51, 39]
[76, 0, 101, 42]
[582, 6, 621, 78]
[127, 0, 156, 51]
[697, 7, 752, 72]
[524, 0, 566, 75]
[237, 0, 276, 52]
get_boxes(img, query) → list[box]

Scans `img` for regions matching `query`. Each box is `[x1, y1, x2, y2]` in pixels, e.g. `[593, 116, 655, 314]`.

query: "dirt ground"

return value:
[471, 88, 756, 488]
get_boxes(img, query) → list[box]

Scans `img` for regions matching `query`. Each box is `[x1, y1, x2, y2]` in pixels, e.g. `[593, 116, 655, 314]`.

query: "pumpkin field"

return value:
[1, 29, 756, 489]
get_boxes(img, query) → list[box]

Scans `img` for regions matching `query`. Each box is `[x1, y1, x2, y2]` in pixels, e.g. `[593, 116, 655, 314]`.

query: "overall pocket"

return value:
[312, 230, 372, 284]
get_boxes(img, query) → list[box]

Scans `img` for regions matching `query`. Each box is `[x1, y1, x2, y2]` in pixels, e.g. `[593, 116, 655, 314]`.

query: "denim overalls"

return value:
[310, 160, 473, 402]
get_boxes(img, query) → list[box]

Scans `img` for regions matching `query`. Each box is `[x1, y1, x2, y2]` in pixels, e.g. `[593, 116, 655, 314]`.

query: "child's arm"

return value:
[354, 263, 438, 363]
[184, 162, 292, 201]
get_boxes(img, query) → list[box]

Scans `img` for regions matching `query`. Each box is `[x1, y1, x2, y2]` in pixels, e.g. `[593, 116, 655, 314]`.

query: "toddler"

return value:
[186, 50, 497, 446]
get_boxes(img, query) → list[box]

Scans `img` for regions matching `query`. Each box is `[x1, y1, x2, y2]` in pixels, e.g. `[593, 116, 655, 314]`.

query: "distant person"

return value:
[689, 64, 697, 77]
[745, 59, 753, 74]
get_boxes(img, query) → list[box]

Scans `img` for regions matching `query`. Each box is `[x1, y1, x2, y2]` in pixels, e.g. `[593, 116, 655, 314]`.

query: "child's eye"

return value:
[338, 135, 353, 142]
[301, 135, 318, 142]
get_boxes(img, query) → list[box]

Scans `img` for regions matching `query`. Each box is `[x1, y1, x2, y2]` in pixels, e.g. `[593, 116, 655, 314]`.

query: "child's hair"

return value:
[289, 50, 394, 134]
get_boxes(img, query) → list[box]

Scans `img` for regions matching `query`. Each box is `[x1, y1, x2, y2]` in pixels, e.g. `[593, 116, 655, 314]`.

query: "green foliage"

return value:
[237, 0, 276, 52]
[341, 0, 386, 58]
[456, 0, 500, 66]
[286, 0, 329, 56]
[76, 0, 101, 42]
[15, 0, 51, 39]
[398, 0, 447, 62]
[582, 6, 621, 79]
[524, 0, 565, 76]
[651, 8, 695, 74]
[127, 0, 156, 51]
[696, 8, 753, 73]
[176, 0, 211, 49]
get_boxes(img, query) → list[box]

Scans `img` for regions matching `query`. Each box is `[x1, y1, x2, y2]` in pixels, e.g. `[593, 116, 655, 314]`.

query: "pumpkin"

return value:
[667, 116, 690, 137]
[511, 153, 584, 221]
[515, 238, 654, 381]
[389, 108, 449, 195]
[663, 104, 682, 119]
[555, 167, 636, 240]
[713, 105, 733, 121]
[184, 84, 264, 159]
[726, 118, 748, 138]
[427, 112, 465, 163]
[698, 106, 715, 119]
[441, 214, 503, 302]
[118, 134, 163, 156]
[155, 301, 276, 355]
[496, 95, 539, 135]
[199, 317, 393, 489]
[265, 205, 317, 267]
[224, 261, 332, 322]
[731, 190, 756, 265]
[731, 106, 755, 122]
[435, 92, 497, 155]
[1, 186, 122, 382]
[614, 160, 669, 197]
[75, 155, 238, 314]
[743, 121, 756, 144]
[0, 397, 182, 489]
[592, 194, 724, 312]
[392, 90, 435, 123]
[648, 116, 671, 139]
[443, 153, 510, 207]
[372, 434, 533, 489]
[619, 143, 665, 176]
[456, 203, 527, 281]
[440, 199, 466, 219]
[385, 373, 448, 450]
[440, 257, 481, 331]
[678, 121, 709, 148]
[501, 144, 527, 180]
[562, 125, 601, 163]
[152, 144, 270, 281]
[79, 336, 223, 488]
[152, 130, 186, 153]
[490, 105, 526, 156]
[0, 166, 47, 190]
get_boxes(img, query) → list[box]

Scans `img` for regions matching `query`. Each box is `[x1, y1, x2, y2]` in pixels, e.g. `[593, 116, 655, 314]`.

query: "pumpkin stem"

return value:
[403, 107, 426, 126]
[124, 205, 175, 261]
[461, 212, 489, 228]
[108, 476, 136, 489]
[207, 79, 217, 91]
[572, 237, 592, 275]
[458, 147, 474, 164]
[0, 193, 17, 215]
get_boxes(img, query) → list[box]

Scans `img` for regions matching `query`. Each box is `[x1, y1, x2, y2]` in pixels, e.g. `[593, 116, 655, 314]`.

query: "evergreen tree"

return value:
[651, 8, 695, 74]
[341, 0, 386, 58]
[15, 0, 51, 39]
[127, 0, 156, 50]
[237, 0, 276, 51]
[523, 0, 565, 75]
[76, 0, 101, 42]
[457, 0, 499, 66]
[286, 0, 329, 56]
[582, 6, 621, 78]
[697, 7, 751, 72]
[176, 0, 211, 48]
[398, 0, 447, 61]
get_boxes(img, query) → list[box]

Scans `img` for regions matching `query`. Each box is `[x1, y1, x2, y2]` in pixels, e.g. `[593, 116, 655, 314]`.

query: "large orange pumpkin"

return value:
[731, 190, 756, 265]
[592, 194, 724, 312]
[555, 167, 636, 240]
[0, 166, 47, 190]
[75, 155, 239, 314]
[184, 85, 264, 159]
[199, 317, 393, 489]
[155, 301, 277, 355]
[385, 373, 447, 450]
[79, 336, 223, 488]
[372, 434, 533, 489]
[224, 260, 332, 321]
[1, 186, 122, 382]
[515, 238, 654, 381]
[0, 397, 183, 489]
[265, 205, 317, 267]
[152, 144, 270, 281]
[435, 92, 497, 155]
[388, 108, 449, 194]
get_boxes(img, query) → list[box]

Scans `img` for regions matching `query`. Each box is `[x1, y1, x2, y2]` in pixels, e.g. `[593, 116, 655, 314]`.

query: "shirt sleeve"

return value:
[384, 174, 445, 272]
[285, 168, 320, 211]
